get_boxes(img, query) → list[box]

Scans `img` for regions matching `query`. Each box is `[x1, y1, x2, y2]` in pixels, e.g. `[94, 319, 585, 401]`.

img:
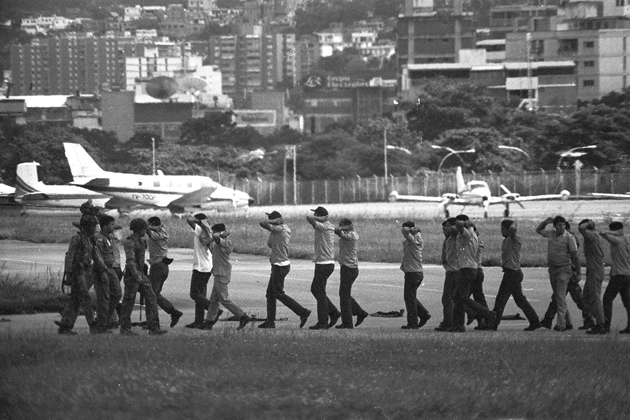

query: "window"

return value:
[584, 61, 595, 67]
[583, 79, 595, 87]
[558, 39, 578, 53]
[584, 41, 594, 48]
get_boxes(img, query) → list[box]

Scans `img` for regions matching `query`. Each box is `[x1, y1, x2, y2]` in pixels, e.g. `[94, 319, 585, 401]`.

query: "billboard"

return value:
[233, 110, 276, 127]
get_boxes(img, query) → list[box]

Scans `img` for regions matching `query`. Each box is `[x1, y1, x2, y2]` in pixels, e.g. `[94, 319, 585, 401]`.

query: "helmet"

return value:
[129, 218, 149, 233]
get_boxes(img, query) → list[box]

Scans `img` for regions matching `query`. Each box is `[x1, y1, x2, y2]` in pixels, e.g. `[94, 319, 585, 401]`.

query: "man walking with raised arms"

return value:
[435, 218, 458, 332]
[258, 210, 311, 329]
[536, 215, 580, 332]
[335, 218, 369, 329]
[600, 221, 630, 333]
[306, 206, 341, 330]
[185, 213, 214, 329]
[578, 219, 606, 334]
[491, 219, 542, 331]
[399, 221, 431, 330]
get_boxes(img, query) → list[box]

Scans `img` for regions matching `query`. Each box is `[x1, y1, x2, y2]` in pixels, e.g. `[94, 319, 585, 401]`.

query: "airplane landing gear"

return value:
[504, 204, 510, 218]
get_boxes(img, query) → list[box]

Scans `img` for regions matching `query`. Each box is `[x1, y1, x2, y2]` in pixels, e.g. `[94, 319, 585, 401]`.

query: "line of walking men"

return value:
[55, 203, 630, 336]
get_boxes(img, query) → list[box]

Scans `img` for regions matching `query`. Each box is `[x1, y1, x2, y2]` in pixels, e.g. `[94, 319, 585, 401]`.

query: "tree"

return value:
[179, 111, 237, 145]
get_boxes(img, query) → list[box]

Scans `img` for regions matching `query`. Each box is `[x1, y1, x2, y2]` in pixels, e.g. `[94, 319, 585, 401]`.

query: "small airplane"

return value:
[14, 161, 112, 209]
[389, 166, 570, 218]
[0, 183, 17, 205]
[63, 143, 254, 213]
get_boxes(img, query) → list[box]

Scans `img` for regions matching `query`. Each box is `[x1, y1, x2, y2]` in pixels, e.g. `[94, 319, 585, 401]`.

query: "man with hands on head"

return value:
[599, 221, 630, 334]
[185, 213, 216, 329]
[536, 215, 580, 332]
[306, 206, 341, 330]
[258, 211, 311, 329]
[577, 219, 606, 334]
[399, 221, 431, 330]
[334, 218, 369, 329]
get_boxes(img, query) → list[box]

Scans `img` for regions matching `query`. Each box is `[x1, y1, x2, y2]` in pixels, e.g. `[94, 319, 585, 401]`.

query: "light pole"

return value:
[556, 145, 597, 170]
[431, 145, 476, 172]
[498, 145, 530, 158]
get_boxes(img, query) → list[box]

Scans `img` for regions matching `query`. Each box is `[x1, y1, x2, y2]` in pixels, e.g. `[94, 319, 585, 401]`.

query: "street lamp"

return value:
[498, 145, 530, 158]
[431, 145, 476, 172]
[556, 145, 597, 170]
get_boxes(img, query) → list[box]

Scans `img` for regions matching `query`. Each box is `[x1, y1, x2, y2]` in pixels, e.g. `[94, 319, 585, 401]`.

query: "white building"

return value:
[21, 15, 74, 35]
[315, 31, 344, 57]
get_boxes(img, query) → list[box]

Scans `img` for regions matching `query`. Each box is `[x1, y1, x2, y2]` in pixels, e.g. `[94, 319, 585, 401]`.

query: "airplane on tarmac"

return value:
[63, 143, 254, 213]
[0, 183, 17, 205]
[14, 161, 112, 209]
[389, 166, 570, 218]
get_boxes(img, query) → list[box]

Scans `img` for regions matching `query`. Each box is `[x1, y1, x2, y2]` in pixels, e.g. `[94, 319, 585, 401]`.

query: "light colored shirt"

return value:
[600, 231, 630, 276]
[146, 226, 169, 265]
[401, 231, 423, 273]
[476, 237, 484, 266]
[581, 229, 604, 274]
[540, 230, 578, 267]
[442, 236, 458, 272]
[312, 220, 335, 264]
[267, 224, 291, 266]
[192, 224, 212, 272]
[501, 234, 521, 270]
[338, 230, 359, 268]
[456, 227, 479, 269]
[209, 237, 232, 277]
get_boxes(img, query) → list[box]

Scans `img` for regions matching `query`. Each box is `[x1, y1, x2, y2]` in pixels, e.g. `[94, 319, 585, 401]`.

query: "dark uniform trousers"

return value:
[59, 267, 95, 329]
[453, 267, 493, 327]
[120, 272, 159, 332]
[339, 265, 368, 327]
[190, 270, 212, 324]
[441, 271, 460, 328]
[403, 271, 430, 327]
[603, 274, 630, 330]
[149, 261, 175, 315]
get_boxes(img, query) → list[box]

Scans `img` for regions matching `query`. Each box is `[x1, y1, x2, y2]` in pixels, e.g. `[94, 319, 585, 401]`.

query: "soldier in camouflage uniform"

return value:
[55, 214, 101, 335]
[94, 214, 123, 331]
[119, 218, 166, 336]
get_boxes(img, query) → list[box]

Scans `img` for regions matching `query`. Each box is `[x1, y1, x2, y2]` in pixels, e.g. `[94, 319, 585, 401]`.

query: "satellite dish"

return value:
[145, 76, 179, 100]
[177, 76, 207, 93]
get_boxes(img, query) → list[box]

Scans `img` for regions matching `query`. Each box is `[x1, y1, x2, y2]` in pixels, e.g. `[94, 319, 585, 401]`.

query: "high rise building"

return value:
[207, 32, 296, 107]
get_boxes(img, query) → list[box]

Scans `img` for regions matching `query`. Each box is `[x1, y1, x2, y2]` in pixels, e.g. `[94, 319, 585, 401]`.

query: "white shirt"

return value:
[192, 224, 212, 272]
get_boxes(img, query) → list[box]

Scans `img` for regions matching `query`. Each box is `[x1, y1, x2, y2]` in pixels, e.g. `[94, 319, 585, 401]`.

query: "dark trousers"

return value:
[493, 269, 540, 327]
[339, 265, 367, 327]
[120, 273, 159, 332]
[440, 271, 459, 328]
[454, 268, 492, 327]
[603, 274, 630, 329]
[543, 274, 589, 323]
[190, 270, 212, 324]
[403, 271, 429, 327]
[465, 268, 489, 323]
[149, 261, 175, 315]
[93, 269, 110, 329]
[109, 267, 123, 323]
[311, 263, 339, 326]
[265, 264, 308, 321]
[59, 269, 95, 330]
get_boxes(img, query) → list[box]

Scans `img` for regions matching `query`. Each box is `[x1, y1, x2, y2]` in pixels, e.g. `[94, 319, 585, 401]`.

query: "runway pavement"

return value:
[2, 240, 629, 337]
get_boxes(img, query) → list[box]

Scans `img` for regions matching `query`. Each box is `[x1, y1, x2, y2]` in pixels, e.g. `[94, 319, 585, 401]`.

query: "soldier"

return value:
[399, 221, 431, 330]
[55, 214, 100, 335]
[198, 223, 251, 330]
[107, 224, 124, 327]
[258, 211, 311, 329]
[146, 216, 183, 328]
[306, 206, 341, 330]
[119, 218, 165, 336]
[93, 214, 123, 332]
[334, 218, 369, 329]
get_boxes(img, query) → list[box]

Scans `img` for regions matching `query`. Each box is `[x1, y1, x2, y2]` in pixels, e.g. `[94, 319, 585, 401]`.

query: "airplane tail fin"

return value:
[63, 143, 106, 179]
[15, 162, 44, 197]
[456, 166, 466, 193]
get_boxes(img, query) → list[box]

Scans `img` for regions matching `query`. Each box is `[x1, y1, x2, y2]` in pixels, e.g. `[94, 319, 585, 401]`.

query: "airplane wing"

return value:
[168, 186, 221, 207]
[388, 191, 443, 203]
[511, 191, 570, 202]
[19, 192, 50, 201]
[589, 193, 630, 199]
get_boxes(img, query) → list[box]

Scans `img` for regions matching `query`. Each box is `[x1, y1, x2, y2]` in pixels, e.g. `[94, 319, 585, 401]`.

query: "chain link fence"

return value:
[226, 169, 630, 206]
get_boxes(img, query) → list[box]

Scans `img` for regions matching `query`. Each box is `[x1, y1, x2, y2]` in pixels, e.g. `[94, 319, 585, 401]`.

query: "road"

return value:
[1, 240, 628, 336]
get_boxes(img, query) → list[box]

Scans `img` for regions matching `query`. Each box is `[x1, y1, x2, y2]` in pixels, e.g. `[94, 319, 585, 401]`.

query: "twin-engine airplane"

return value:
[63, 143, 254, 213]
[389, 166, 570, 218]
[15, 161, 111, 209]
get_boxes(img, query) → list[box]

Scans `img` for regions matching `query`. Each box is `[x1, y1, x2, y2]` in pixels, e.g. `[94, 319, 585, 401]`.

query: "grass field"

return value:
[2, 330, 630, 420]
